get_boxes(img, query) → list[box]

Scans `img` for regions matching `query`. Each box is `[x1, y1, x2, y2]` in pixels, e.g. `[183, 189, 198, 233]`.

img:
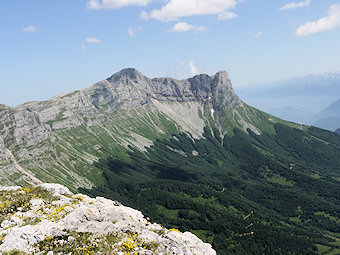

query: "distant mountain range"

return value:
[0, 69, 339, 254]
[236, 72, 340, 126]
[312, 99, 340, 131]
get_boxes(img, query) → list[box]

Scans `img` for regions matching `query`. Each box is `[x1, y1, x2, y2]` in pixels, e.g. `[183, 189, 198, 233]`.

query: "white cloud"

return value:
[169, 22, 207, 33]
[295, 4, 340, 36]
[85, 37, 102, 43]
[170, 22, 195, 32]
[254, 31, 263, 37]
[87, 0, 152, 9]
[82, 37, 101, 51]
[195, 26, 208, 32]
[22, 25, 38, 32]
[218, 11, 238, 20]
[189, 61, 200, 76]
[280, 0, 310, 11]
[142, 0, 239, 22]
[127, 27, 142, 37]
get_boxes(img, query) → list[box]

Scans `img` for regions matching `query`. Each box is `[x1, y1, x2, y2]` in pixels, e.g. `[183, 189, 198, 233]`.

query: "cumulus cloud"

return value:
[81, 45, 88, 51]
[85, 37, 102, 43]
[295, 4, 340, 36]
[169, 22, 207, 33]
[87, 0, 152, 9]
[142, 0, 239, 22]
[254, 31, 263, 37]
[170, 22, 195, 32]
[189, 61, 200, 76]
[22, 25, 38, 32]
[280, 0, 310, 11]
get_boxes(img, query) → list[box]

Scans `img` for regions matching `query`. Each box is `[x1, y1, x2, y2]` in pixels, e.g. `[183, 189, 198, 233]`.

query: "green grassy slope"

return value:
[81, 116, 340, 254]
[10, 105, 181, 190]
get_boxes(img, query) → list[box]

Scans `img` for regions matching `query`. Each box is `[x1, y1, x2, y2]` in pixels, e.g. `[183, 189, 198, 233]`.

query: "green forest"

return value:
[81, 124, 340, 255]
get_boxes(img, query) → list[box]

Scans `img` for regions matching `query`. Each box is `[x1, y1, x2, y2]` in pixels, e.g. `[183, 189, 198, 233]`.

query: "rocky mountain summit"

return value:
[0, 183, 215, 254]
[0, 68, 270, 190]
[100, 68, 241, 109]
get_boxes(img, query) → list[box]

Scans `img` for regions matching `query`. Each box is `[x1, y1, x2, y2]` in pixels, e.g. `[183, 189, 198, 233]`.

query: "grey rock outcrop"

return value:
[0, 183, 216, 255]
[90, 68, 241, 110]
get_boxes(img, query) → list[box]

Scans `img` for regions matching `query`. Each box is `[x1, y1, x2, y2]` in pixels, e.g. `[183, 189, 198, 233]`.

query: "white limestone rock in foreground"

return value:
[0, 183, 216, 255]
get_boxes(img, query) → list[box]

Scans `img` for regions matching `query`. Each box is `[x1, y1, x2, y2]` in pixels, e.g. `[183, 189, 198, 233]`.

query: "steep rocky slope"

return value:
[0, 183, 215, 254]
[0, 68, 280, 190]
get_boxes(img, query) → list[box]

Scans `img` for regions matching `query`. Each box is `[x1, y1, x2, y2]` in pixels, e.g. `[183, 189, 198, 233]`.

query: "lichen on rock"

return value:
[0, 183, 216, 255]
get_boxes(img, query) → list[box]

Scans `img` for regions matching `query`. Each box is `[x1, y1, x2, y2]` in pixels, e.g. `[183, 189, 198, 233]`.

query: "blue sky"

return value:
[1, 0, 340, 106]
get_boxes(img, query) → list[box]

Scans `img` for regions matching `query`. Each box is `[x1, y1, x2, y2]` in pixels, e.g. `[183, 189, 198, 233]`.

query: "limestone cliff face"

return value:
[89, 68, 241, 109]
[0, 69, 265, 188]
[0, 183, 216, 254]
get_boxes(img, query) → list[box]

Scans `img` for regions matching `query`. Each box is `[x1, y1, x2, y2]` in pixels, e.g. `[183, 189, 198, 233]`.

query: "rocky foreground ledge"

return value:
[0, 183, 216, 255]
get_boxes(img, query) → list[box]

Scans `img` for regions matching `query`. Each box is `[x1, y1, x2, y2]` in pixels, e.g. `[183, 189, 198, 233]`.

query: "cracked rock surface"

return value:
[0, 183, 216, 255]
